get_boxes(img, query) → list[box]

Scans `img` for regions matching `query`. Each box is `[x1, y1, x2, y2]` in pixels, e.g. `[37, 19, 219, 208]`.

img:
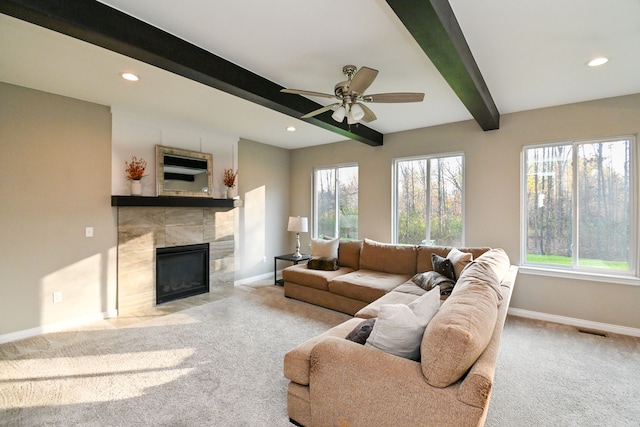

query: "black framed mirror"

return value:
[156, 145, 214, 197]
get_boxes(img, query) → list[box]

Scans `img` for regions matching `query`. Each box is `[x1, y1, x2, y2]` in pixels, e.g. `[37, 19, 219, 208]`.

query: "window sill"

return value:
[519, 265, 640, 287]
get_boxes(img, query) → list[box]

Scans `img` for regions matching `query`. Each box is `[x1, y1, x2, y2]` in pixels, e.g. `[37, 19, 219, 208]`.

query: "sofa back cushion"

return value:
[416, 246, 490, 273]
[338, 240, 362, 270]
[420, 248, 509, 387]
[359, 238, 417, 275]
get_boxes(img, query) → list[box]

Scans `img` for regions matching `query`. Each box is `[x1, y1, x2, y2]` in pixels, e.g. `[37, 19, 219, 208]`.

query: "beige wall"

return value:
[0, 82, 117, 336]
[1, 79, 637, 336]
[290, 94, 640, 329]
[236, 138, 291, 280]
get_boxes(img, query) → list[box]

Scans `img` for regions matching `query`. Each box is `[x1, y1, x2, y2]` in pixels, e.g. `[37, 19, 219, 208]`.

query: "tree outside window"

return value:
[314, 165, 358, 239]
[523, 136, 635, 273]
[394, 155, 464, 246]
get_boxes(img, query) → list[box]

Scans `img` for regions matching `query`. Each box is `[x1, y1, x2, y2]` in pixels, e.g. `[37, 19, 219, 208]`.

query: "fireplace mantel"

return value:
[111, 195, 234, 209]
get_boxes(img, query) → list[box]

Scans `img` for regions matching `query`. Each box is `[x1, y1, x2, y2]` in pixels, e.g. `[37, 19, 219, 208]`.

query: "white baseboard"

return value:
[234, 272, 274, 286]
[508, 308, 640, 338]
[0, 309, 118, 345]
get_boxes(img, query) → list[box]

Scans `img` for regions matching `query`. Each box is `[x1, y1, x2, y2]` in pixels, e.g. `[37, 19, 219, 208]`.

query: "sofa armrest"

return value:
[309, 337, 484, 426]
[458, 265, 517, 408]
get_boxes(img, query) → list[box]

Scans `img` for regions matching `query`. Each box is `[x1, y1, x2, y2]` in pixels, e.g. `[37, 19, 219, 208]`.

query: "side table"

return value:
[274, 253, 311, 285]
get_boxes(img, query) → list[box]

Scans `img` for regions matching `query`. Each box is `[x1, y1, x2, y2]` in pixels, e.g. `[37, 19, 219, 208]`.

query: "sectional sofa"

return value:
[282, 239, 518, 426]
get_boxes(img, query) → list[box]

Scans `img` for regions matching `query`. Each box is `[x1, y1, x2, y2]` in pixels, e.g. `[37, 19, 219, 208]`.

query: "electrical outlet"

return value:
[53, 291, 62, 303]
[85, 227, 94, 237]
[262, 256, 267, 263]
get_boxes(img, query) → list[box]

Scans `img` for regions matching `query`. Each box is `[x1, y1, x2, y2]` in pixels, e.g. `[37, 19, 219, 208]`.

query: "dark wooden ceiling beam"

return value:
[0, 0, 383, 146]
[386, 0, 500, 130]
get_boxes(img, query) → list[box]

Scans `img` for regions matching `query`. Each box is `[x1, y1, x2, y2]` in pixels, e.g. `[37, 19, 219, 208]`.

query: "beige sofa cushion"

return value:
[328, 269, 411, 302]
[420, 248, 508, 387]
[359, 238, 417, 275]
[338, 240, 362, 270]
[283, 264, 354, 291]
[447, 247, 474, 279]
[354, 283, 425, 319]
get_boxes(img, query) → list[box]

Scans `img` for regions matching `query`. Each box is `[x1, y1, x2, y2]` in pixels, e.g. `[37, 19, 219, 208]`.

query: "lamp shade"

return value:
[287, 216, 308, 233]
[331, 106, 346, 122]
[350, 103, 365, 121]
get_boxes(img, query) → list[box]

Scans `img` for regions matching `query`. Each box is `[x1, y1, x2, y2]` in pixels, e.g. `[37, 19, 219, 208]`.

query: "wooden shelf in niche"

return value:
[111, 196, 235, 209]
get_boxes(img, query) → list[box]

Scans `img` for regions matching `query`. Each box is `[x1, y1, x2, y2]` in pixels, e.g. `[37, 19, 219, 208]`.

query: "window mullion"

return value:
[334, 168, 339, 238]
[572, 142, 579, 268]
[425, 159, 431, 244]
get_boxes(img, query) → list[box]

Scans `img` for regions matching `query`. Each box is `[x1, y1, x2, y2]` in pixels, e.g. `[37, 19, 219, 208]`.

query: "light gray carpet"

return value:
[486, 316, 640, 427]
[1, 282, 639, 426]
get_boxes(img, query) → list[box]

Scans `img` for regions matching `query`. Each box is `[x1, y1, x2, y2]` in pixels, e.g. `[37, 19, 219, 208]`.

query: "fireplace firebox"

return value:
[156, 243, 209, 304]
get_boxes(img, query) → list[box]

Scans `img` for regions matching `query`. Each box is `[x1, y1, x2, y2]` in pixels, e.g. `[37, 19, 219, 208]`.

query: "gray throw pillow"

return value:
[345, 318, 376, 345]
[431, 253, 456, 281]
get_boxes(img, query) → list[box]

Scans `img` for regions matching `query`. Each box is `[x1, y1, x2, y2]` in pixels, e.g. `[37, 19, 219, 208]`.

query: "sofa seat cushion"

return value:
[328, 269, 411, 302]
[392, 281, 429, 297]
[283, 264, 354, 291]
[284, 317, 363, 385]
[355, 285, 424, 319]
[420, 248, 509, 387]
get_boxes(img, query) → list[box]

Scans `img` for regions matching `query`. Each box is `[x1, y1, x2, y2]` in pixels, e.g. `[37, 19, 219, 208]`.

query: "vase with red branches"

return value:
[125, 156, 147, 195]
[223, 168, 238, 198]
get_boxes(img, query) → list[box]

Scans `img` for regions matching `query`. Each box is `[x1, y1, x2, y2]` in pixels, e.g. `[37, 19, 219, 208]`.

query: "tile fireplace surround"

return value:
[115, 205, 234, 315]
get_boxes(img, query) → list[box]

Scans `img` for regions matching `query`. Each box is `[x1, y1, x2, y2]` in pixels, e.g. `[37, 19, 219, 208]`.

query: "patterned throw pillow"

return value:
[431, 253, 456, 281]
[307, 257, 339, 271]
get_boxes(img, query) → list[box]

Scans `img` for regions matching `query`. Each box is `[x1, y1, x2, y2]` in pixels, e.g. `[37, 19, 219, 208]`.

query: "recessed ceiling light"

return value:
[286, 126, 296, 132]
[121, 72, 139, 81]
[587, 57, 609, 67]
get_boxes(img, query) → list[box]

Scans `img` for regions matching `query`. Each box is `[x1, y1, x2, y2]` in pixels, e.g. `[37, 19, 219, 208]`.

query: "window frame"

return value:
[312, 162, 359, 239]
[520, 135, 638, 279]
[392, 152, 465, 246]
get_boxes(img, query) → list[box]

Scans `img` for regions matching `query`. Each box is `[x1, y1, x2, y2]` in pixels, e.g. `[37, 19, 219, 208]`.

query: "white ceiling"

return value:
[1, 0, 639, 149]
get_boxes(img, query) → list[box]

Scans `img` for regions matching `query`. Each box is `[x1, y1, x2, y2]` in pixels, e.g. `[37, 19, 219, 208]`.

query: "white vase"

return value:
[226, 187, 234, 199]
[130, 180, 142, 196]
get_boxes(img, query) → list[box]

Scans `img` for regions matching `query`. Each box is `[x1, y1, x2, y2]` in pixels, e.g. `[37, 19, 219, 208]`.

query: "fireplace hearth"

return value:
[156, 243, 210, 304]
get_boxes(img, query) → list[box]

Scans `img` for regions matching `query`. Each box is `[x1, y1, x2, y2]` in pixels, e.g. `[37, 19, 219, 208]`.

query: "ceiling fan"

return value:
[281, 65, 424, 125]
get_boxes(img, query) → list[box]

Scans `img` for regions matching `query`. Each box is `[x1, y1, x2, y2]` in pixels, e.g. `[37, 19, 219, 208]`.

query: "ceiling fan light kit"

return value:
[281, 65, 424, 124]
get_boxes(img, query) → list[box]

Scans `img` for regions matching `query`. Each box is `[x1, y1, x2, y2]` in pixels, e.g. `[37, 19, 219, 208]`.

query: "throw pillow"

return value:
[365, 286, 440, 360]
[345, 318, 376, 345]
[307, 256, 339, 271]
[431, 254, 456, 281]
[446, 248, 473, 280]
[412, 271, 455, 295]
[310, 237, 339, 259]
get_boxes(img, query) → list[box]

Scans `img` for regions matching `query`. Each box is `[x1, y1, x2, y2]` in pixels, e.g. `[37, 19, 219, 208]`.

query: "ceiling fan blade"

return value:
[280, 88, 336, 99]
[300, 103, 340, 119]
[359, 103, 377, 122]
[362, 93, 425, 103]
[348, 66, 378, 95]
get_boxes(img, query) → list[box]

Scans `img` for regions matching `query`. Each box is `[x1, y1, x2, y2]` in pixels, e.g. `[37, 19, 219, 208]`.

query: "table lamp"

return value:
[287, 216, 308, 258]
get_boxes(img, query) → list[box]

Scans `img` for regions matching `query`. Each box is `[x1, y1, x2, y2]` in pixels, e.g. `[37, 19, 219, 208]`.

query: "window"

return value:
[393, 154, 464, 246]
[313, 164, 358, 239]
[522, 136, 636, 275]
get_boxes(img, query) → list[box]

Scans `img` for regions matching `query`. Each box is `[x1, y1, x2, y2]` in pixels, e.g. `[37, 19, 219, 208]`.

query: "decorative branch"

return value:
[125, 156, 147, 180]
[223, 168, 238, 188]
